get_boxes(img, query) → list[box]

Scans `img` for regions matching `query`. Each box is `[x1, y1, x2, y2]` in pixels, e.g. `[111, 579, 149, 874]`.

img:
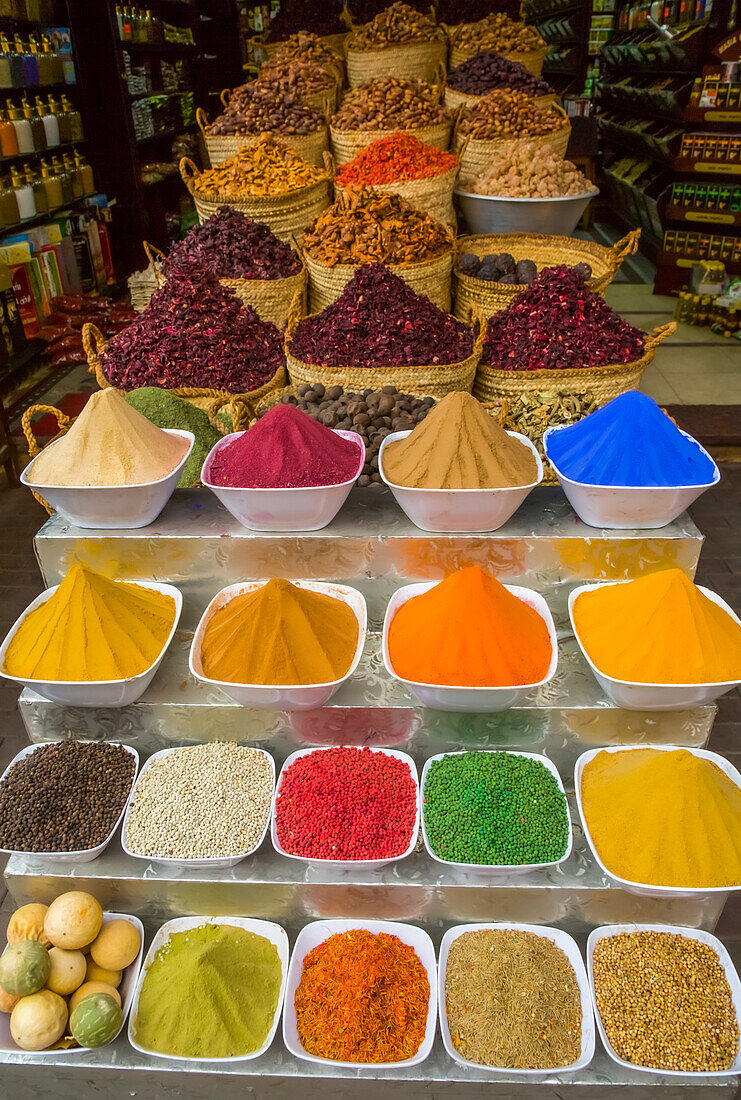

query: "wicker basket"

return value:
[330, 117, 452, 165]
[257, 31, 349, 64]
[223, 80, 341, 126]
[21, 404, 73, 514]
[197, 108, 329, 168]
[345, 37, 447, 88]
[453, 104, 571, 186]
[285, 298, 484, 398]
[304, 245, 454, 313]
[335, 161, 458, 231]
[453, 230, 642, 322]
[128, 245, 163, 312]
[444, 85, 556, 112]
[82, 323, 287, 427]
[180, 155, 332, 243]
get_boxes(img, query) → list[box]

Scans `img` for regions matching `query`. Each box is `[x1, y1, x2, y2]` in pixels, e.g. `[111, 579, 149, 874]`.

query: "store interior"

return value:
[0, 0, 739, 1097]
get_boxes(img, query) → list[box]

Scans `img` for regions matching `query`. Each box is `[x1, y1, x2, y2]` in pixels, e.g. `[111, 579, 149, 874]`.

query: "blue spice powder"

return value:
[544, 391, 718, 487]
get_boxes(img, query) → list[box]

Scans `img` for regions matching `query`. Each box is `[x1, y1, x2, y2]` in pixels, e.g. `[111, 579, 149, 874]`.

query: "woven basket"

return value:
[285, 298, 484, 398]
[453, 104, 571, 185]
[180, 155, 332, 244]
[128, 247, 163, 313]
[82, 323, 287, 427]
[345, 37, 447, 88]
[335, 162, 458, 231]
[197, 108, 329, 168]
[330, 118, 452, 165]
[258, 31, 349, 64]
[453, 230, 642, 322]
[21, 404, 73, 514]
[449, 36, 547, 75]
[223, 80, 341, 127]
[444, 85, 556, 111]
[304, 245, 454, 313]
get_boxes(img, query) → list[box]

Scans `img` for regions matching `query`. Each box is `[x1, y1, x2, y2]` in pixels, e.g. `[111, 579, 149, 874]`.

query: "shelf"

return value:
[0, 197, 87, 235]
[135, 122, 195, 145]
[0, 139, 85, 166]
[1, 80, 78, 93]
[657, 249, 741, 275]
[0, 335, 42, 390]
[684, 106, 741, 124]
[674, 157, 741, 176]
[665, 204, 741, 227]
[526, 1, 583, 20]
[128, 88, 192, 101]
[120, 40, 197, 55]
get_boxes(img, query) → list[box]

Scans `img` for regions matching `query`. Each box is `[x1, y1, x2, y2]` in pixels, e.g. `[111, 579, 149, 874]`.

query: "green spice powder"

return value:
[125, 387, 222, 488]
[132, 923, 282, 1058]
[423, 751, 570, 865]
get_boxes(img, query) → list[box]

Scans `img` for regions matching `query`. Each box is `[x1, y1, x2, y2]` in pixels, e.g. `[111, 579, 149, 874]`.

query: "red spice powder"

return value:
[275, 746, 417, 860]
[335, 132, 459, 187]
[207, 403, 363, 488]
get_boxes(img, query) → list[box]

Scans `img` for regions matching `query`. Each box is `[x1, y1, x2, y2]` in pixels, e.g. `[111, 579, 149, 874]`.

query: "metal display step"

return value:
[32, 488, 704, 628]
[18, 632, 717, 767]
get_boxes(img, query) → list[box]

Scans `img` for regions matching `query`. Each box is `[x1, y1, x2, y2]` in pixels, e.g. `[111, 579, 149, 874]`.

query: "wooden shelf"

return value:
[120, 40, 197, 54]
[665, 203, 741, 227]
[674, 157, 741, 176]
[0, 139, 85, 167]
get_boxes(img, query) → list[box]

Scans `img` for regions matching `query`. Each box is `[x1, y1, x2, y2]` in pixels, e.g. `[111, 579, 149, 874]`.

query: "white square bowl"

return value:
[122, 745, 275, 870]
[189, 580, 367, 711]
[0, 581, 182, 707]
[201, 429, 365, 532]
[0, 742, 139, 864]
[379, 430, 543, 533]
[587, 922, 741, 1077]
[21, 429, 194, 530]
[271, 746, 420, 870]
[543, 424, 720, 531]
[574, 743, 741, 898]
[382, 581, 558, 712]
[439, 922, 595, 1074]
[0, 911, 144, 1056]
[283, 918, 437, 1069]
[128, 915, 289, 1063]
[420, 750, 572, 876]
[569, 581, 741, 710]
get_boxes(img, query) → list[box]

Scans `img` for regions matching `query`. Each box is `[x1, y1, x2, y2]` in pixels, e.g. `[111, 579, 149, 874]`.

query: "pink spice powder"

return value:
[207, 404, 363, 488]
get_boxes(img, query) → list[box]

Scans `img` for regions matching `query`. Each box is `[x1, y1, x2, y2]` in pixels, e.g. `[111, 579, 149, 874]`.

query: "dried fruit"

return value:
[457, 89, 567, 140]
[455, 12, 544, 55]
[191, 134, 327, 198]
[163, 208, 301, 280]
[331, 78, 450, 132]
[348, 2, 444, 48]
[207, 84, 323, 137]
[469, 142, 597, 197]
[265, 0, 345, 42]
[447, 49, 552, 97]
[256, 59, 336, 97]
[269, 31, 344, 75]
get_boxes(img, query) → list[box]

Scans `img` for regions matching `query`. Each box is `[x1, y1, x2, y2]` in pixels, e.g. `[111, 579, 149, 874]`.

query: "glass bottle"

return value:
[49, 94, 70, 142]
[63, 151, 82, 199]
[28, 35, 50, 87]
[60, 94, 83, 141]
[2, 37, 24, 88]
[41, 158, 63, 208]
[43, 36, 65, 86]
[0, 37, 12, 91]
[7, 102, 34, 154]
[23, 98, 46, 151]
[51, 153, 72, 203]
[35, 95, 59, 147]
[11, 164, 36, 219]
[0, 174, 19, 225]
[75, 151, 94, 195]
[24, 161, 47, 215]
[0, 107, 19, 157]
[14, 36, 38, 86]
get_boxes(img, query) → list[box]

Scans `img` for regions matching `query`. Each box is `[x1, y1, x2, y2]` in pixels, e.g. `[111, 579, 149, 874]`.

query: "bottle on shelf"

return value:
[63, 151, 83, 200]
[13, 36, 39, 87]
[49, 94, 71, 143]
[28, 35, 51, 87]
[0, 38, 13, 92]
[42, 35, 65, 86]
[23, 98, 46, 152]
[0, 173, 20, 226]
[40, 157, 63, 208]
[0, 108, 19, 158]
[24, 160, 47, 215]
[74, 150, 94, 195]
[35, 95, 60, 148]
[25, 0, 41, 18]
[60, 94, 83, 141]
[1, 36, 24, 89]
[10, 163, 36, 220]
[7, 102, 34, 155]
[51, 152, 73, 204]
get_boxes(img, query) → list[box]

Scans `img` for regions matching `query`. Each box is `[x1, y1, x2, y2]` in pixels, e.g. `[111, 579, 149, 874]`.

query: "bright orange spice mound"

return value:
[388, 565, 552, 686]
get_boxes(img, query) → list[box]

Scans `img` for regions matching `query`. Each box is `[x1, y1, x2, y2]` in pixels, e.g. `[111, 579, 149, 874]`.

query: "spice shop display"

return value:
[382, 391, 537, 490]
[1, 564, 177, 685]
[466, 144, 596, 198]
[255, 60, 339, 121]
[334, 133, 459, 230]
[302, 190, 454, 312]
[130, 920, 285, 1059]
[448, 13, 546, 74]
[199, 85, 328, 167]
[287, 264, 479, 397]
[330, 79, 453, 165]
[345, 3, 447, 87]
[93, 273, 286, 399]
[445, 51, 553, 111]
[179, 138, 332, 242]
[423, 751, 569, 867]
[124, 389, 223, 490]
[206, 405, 363, 490]
[443, 929, 583, 1068]
[23, 389, 189, 489]
[274, 747, 418, 862]
[198, 578, 360, 687]
[267, 32, 345, 81]
[387, 566, 554, 687]
[0, 742, 136, 856]
[571, 569, 741, 688]
[260, 385, 436, 487]
[124, 744, 273, 863]
[0, 891, 141, 1051]
[292, 927, 431, 1063]
[578, 748, 741, 891]
[591, 929, 739, 1072]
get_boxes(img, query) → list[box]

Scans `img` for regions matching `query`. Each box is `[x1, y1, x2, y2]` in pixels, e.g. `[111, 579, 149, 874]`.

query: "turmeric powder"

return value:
[3, 564, 176, 681]
[387, 566, 552, 686]
[581, 748, 741, 888]
[572, 568, 741, 684]
[200, 578, 359, 685]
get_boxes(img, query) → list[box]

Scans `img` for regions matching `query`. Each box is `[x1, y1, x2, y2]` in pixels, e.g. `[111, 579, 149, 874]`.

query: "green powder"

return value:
[132, 923, 282, 1058]
[125, 387, 222, 488]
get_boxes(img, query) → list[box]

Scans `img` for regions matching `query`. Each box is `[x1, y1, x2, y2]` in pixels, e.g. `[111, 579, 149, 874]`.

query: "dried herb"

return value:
[289, 264, 474, 369]
[335, 132, 458, 186]
[163, 208, 301, 281]
[481, 266, 645, 371]
[447, 50, 552, 96]
[101, 272, 285, 393]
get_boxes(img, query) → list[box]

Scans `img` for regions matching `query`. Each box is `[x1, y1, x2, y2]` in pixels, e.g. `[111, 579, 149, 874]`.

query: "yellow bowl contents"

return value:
[581, 748, 741, 888]
[3, 564, 176, 682]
